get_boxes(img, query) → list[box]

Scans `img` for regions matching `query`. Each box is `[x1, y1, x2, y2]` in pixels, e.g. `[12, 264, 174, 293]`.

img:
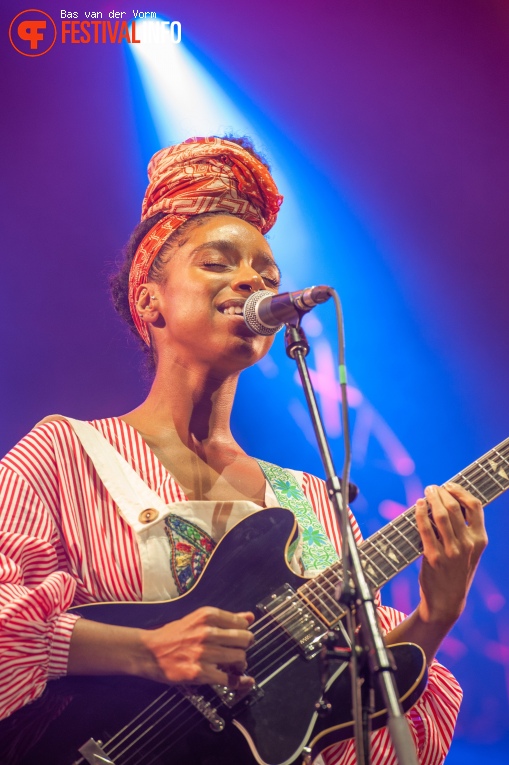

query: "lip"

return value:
[216, 298, 247, 318]
[216, 298, 247, 311]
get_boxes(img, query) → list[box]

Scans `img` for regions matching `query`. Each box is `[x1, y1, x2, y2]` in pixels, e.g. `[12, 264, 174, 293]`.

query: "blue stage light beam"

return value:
[126, 18, 313, 288]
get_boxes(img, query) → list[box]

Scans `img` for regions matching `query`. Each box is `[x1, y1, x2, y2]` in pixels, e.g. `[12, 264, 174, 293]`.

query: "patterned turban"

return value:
[128, 136, 283, 345]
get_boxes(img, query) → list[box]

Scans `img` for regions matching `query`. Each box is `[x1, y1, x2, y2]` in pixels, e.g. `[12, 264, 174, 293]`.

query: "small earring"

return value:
[150, 295, 156, 300]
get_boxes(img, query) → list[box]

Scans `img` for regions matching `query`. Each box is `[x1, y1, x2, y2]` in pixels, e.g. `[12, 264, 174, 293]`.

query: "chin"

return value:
[213, 338, 268, 375]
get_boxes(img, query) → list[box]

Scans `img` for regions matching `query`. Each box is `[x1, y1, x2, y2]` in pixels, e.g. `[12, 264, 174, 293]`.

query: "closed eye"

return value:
[202, 262, 279, 288]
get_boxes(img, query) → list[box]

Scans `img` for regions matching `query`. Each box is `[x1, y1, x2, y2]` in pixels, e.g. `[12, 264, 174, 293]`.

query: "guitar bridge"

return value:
[179, 687, 225, 732]
[258, 583, 327, 659]
[212, 680, 264, 709]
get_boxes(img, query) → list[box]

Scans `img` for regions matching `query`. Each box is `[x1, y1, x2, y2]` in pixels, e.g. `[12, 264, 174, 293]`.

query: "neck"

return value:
[124, 352, 240, 448]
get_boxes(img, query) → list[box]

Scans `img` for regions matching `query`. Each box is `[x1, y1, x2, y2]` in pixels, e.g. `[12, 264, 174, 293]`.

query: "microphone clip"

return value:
[284, 322, 310, 359]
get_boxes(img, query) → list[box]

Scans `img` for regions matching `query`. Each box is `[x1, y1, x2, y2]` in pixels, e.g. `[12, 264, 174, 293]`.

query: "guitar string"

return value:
[250, 451, 509, 666]
[105, 618, 295, 760]
[103, 444, 509, 762]
[294, 454, 509, 618]
[115, 701, 205, 764]
[111, 628, 301, 764]
[103, 599, 310, 758]
[210, 456, 508, 668]
[459, 450, 509, 498]
[107, 536, 502, 757]
[105, 626, 290, 759]
[252, 474, 484, 647]
[98, 573, 349, 761]
[211, 450, 508, 667]
[108, 687, 215, 764]
[105, 600, 303, 760]
[106, 690, 194, 760]
[107, 599, 315, 763]
[245, 602, 322, 664]
[298, 453, 507, 611]
[474, 461, 506, 492]
[101, 602, 303, 755]
[120, 702, 209, 765]
[116, 448, 505, 764]
[351, 456, 508, 583]
[116, 631, 306, 765]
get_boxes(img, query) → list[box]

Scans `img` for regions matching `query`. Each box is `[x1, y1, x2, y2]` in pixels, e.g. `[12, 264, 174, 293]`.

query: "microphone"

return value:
[243, 286, 333, 336]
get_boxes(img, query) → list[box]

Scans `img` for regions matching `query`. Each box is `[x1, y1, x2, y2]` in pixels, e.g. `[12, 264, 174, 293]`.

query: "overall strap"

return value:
[61, 417, 177, 600]
[257, 460, 339, 572]
[64, 418, 168, 529]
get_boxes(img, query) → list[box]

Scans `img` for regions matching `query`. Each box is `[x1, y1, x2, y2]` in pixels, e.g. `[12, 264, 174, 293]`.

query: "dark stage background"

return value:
[2, 1, 509, 761]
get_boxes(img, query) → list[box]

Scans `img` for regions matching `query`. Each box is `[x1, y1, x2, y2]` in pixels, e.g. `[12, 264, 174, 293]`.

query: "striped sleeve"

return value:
[302, 473, 462, 765]
[0, 465, 79, 720]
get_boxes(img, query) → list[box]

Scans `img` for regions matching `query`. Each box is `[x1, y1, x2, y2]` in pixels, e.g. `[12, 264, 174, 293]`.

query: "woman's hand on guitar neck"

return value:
[68, 607, 256, 691]
[385, 481, 488, 664]
[415, 482, 488, 629]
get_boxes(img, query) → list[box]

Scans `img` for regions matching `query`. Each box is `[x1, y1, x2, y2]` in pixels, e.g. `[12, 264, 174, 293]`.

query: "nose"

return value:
[230, 264, 265, 294]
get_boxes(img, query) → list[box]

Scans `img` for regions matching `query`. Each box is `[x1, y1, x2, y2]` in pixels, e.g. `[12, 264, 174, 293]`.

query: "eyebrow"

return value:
[190, 240, 282, 280]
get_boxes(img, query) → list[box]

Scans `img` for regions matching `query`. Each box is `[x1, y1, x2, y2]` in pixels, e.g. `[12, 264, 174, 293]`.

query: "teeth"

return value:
[221, 306, 244, 315]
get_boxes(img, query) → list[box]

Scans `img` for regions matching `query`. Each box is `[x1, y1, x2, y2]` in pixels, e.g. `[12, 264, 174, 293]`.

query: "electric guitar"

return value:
[1, 437, 507, 765]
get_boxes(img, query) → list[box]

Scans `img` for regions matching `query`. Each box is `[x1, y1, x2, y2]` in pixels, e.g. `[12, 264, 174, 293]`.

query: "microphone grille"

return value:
[243, 290, 283, 336]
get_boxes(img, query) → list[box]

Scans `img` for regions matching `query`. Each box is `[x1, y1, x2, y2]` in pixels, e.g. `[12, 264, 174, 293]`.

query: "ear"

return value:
[134, 284, 160, 326]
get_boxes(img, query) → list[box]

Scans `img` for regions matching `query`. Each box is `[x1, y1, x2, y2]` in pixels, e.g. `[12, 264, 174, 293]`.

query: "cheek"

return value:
[163, 276, 212, 321]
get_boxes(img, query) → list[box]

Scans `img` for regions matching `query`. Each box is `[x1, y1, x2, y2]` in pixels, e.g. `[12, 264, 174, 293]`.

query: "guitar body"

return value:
[0, 508, 426, 765]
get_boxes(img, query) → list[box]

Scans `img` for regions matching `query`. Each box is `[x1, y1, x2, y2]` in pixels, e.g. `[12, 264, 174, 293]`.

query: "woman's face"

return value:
[145, 215, 281, 375]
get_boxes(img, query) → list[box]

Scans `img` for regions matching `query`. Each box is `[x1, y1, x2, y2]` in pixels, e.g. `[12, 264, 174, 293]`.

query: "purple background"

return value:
[2, 0, 509, 761]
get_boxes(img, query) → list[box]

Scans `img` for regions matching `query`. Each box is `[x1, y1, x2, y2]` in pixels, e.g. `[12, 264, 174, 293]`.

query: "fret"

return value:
[461, 459, 505, 502]
[298, 592, 336, 626]
[491, 449, 509, 481]
[458, 466, 492, 501]
[360, 540, 394, 578]
[475, 459, 506, 493]
[389, 520, 422, 557]
[375, 529, 407, 571]
[378, 521, 422, 563]
[494, 445, 509, 465]
[319, 565, 343, 600]
[296, 437, 509, 614]
[317, 567, 348, 621]
[311, 576, 343, 618]
[359, 545, 393, 585]
[386, 513, 421, 553]
[300, 577, 341, 626]
[456, 472, 488, 504]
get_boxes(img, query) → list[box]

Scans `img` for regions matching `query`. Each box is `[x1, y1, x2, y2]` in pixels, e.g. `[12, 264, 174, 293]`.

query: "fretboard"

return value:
[298, 436, 509, 626]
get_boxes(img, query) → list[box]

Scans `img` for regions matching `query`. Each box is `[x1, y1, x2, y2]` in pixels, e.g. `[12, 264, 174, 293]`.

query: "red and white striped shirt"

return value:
[0, 417, 462, 764]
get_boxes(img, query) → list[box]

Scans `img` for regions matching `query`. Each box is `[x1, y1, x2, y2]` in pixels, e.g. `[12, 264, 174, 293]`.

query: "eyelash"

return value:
[202, 262, 280, 288]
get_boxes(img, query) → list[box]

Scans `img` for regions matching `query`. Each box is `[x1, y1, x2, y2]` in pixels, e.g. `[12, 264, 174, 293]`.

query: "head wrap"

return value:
[128, 136, 283, 345]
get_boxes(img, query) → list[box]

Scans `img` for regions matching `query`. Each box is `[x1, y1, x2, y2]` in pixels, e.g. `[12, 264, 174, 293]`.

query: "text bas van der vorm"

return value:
[59, 11, 181, 43]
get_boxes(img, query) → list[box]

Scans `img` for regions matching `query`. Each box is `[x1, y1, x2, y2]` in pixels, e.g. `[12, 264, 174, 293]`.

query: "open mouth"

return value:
[219, 305, 244, 316]
[217, 299, 246, 317]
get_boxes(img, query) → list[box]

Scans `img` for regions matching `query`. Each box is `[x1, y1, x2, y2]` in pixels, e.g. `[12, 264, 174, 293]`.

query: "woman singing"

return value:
[0, 136, 487, 764]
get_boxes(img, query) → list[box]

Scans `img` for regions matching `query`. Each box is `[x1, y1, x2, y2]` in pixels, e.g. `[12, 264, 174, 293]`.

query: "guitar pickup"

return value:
[258, 583, 327, 659]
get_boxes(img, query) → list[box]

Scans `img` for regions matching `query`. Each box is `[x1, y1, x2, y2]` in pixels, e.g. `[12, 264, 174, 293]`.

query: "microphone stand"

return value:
[284, 320, 419, 765]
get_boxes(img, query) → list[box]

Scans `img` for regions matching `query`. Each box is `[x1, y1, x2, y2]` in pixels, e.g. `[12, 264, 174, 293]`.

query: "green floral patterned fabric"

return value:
[257, 460, 339, 572]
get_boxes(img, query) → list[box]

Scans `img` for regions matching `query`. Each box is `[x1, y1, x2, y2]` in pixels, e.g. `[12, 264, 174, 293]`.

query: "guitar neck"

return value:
[298, 436, 509, 626]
